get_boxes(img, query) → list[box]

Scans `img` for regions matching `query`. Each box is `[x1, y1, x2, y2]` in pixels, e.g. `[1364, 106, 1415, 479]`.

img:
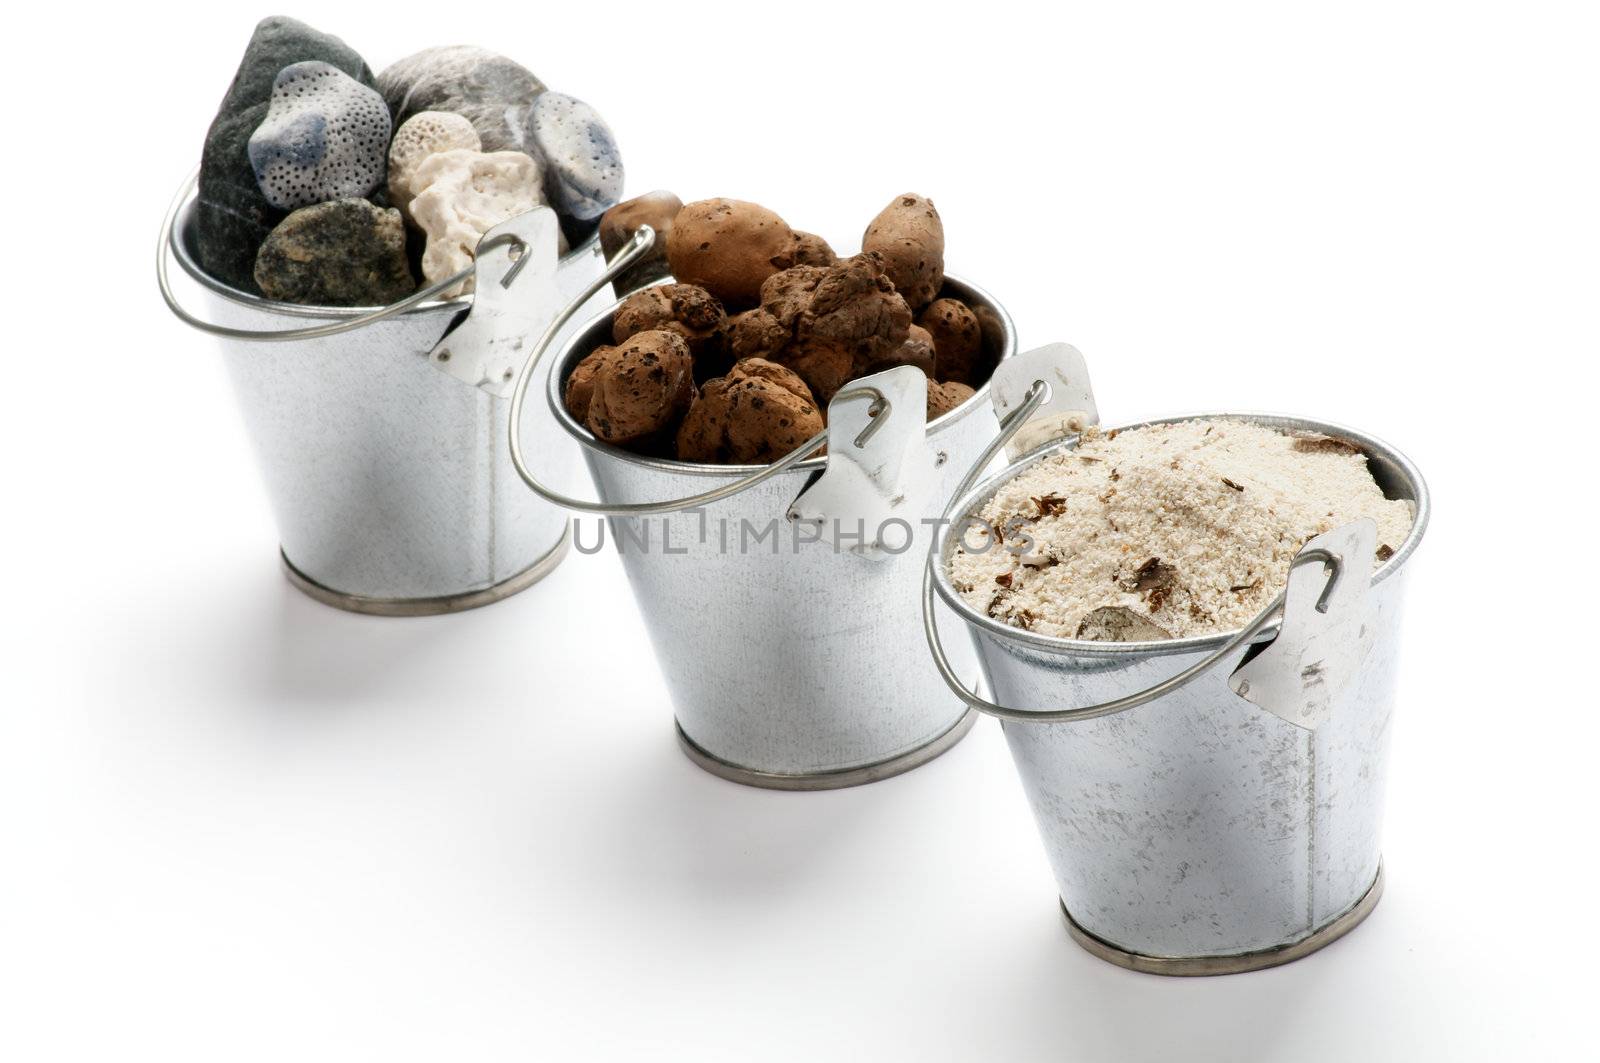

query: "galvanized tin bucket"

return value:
[505, 229, 1014, 788]
[157, 173, 611, 615]
[923, 345, 1430, 974]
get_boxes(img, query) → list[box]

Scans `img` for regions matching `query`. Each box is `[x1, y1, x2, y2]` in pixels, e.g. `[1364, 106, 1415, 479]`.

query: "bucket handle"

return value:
[919, 380, 1346, 724]
[506, 228, 896, 517]
[157, 168, 505, 342]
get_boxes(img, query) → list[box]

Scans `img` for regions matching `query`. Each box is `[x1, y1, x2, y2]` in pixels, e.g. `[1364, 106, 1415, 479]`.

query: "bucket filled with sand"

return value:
[924, 345, 1430, 975]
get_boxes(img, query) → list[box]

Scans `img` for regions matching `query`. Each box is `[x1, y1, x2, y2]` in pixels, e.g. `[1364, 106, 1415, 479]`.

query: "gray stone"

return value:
[527, 92, 623, 221]
[599, 190, 681, 291]
[249, 61, 390, 210]
[253, 199, 416, 307]
[197, 17, 376, 293]
[378, 46, 544, 155]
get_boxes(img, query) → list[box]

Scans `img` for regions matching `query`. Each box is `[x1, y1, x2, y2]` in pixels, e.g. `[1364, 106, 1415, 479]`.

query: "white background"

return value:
[3, 1, 1595, 1059]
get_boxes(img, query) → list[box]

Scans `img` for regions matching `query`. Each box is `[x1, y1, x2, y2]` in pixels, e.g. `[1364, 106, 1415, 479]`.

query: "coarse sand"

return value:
[947, 419, 1414, 640]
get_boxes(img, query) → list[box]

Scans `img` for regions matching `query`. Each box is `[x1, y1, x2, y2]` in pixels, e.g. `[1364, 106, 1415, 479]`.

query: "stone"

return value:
[862, 193, 945, 310]
[196, 105, 279, 290]
[865, 323, 936, 379]
[253, 198, 415, 307]
[666, 199, 792, 308]
[571, 331, 696, 448]
[386, 110, 481, 219]
[971, 301, 1008, 362]
[774, 231, 837, 270]
[676, 359, 824, 465]
[197, 16, 376, 292]
[724, 253, 911, 403]
[599, 190, 681, 290]
[927, 379, 976, 421]
[918, 297, 983, 384]
[612, 283, 726, 361]
[527, 92, 623, 221]
[248, 61, 390, 210]
[378, 46, 544, 154]
[409, 149, 547, 297]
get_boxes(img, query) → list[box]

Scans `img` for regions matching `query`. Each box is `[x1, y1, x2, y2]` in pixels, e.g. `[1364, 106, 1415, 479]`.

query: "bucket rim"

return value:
[542, 271, 1019, 477]
[167, 181, 602, 319]
[930, 411, 1431, 660]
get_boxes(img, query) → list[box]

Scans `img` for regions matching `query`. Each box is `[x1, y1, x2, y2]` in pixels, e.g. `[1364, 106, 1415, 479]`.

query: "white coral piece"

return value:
[387, 111, 481, 219]
[409, 149, 556, 297]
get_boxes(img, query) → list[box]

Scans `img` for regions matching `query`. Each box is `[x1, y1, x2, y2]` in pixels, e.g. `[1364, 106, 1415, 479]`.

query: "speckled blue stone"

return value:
[248, 61, 390, 211]
[527, 92, 623, 221]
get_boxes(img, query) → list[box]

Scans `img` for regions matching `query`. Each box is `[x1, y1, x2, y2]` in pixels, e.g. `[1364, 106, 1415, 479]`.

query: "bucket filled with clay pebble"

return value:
[923, 345, 1430, 974]
[508, 191, 1015, 788]
[158, 16, 627, 614]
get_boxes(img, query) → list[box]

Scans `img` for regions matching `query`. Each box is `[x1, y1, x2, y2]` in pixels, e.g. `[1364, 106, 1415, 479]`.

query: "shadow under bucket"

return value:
[160, 178, 612, 614]
[512, 232, 1016, 788]
[929, 399, 1430, 974]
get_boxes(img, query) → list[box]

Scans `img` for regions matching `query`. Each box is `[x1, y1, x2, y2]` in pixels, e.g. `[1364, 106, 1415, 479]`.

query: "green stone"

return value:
[253, 199, 415, 307]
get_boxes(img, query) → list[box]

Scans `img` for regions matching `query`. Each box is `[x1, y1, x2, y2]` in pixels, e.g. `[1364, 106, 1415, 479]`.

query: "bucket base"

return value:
[280, 525, 572, 617]
[674, 709, 979, 791]
[1060, 862, 1384, 976]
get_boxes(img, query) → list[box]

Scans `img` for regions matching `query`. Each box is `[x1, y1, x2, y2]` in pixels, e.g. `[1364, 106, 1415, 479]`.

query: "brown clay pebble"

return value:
[612, 283, 727, 359]
[971, 301, 1007, 360]
[804, 253, 914, 382]
[676, 359, 824, 464]
[772, 230, 837, 269]
[862, 323, 936, 378]
[927, 379, 976, 420]
[919, 298, 982, 384]
[583, 330, 696, 446]
[861, 193, 945, 310]
[591, 191, 995, 464]
[727, 253, 911, 403]
[726, 306, 790, 362]
[563, 344, 617, 423]
[599, 191, 682, 263]
[666, 199, 794, 307]
[598, 190, 683, 289]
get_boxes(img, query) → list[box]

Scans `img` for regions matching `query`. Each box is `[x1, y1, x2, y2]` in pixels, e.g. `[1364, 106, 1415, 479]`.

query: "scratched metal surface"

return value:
[937, 414, 1427, 959]
[171, 201, 606, 602]
[550, 276, 1015, 775]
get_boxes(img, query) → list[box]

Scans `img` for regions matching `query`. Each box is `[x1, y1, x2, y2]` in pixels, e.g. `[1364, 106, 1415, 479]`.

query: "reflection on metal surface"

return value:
[280, 526, 571, 617]
[1062, 865, 1384, 976]
[674, 709, 978, 791]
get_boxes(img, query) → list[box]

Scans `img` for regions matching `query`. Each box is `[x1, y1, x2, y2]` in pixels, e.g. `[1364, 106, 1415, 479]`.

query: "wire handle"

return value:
[919, 381, 1345, 724]
[156, 169, 483, 342]
[505, 226, 895, 518]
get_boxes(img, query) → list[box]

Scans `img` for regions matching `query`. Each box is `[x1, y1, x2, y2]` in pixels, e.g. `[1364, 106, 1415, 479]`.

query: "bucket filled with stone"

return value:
[923, 345, 1430, 974]
[158, 16, 626, 614]
[507, 191, 1015, 788]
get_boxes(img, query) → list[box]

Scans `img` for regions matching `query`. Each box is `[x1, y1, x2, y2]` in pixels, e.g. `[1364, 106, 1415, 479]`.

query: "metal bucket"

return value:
[506, 229, 1015, 788]
[157, 175, 611, 615]
[924, 347, 1430, 973]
